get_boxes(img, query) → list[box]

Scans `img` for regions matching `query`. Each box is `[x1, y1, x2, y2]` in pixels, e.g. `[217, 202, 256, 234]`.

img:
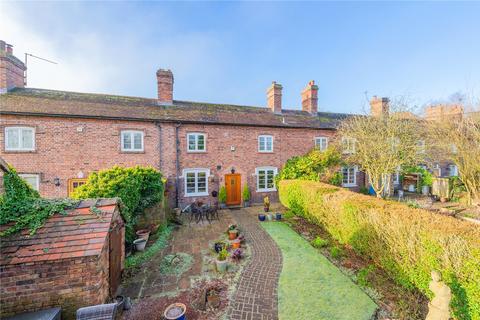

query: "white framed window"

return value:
[451, 144, 458, 154]
[258, 135, 273, 153]
[314, 137, 328, 151]
[19, 174, 40, 191]
[255, 166, 278, 192]
[417, 140, 426, 154]
[341, 166, 357, 187]
[183, 168, 209, 197]
[342, 137, 356, 154]
[121, 130, 144, 152]
[5, 127, 35, 151]
[187, 133, 206, 152]
[449, 164, 458, 177]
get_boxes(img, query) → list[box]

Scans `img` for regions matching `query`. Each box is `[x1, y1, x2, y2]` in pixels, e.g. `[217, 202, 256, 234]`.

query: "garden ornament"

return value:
[425, 271, 451, 320]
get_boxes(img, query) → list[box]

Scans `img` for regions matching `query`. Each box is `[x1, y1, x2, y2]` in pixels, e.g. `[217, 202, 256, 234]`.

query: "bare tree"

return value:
[428, 100, 480, 205]
[337, 97, 426, 198]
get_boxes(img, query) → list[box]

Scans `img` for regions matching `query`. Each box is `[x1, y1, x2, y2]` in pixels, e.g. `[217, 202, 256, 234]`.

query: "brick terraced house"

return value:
[0, 40, 461, 206]
[0, 41, 365, 207]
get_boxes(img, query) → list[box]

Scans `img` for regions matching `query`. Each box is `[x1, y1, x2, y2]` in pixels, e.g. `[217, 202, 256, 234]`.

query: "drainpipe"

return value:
[155, 122, 162, 171]
[175, 123, 181, 208]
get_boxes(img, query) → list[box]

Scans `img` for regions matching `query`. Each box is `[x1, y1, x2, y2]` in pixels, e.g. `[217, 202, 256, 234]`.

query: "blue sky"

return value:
[1, 1, 479, 114]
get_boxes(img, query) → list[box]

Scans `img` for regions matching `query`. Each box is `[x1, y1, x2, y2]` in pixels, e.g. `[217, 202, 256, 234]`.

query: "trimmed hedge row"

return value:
[279, 180, 480, 320]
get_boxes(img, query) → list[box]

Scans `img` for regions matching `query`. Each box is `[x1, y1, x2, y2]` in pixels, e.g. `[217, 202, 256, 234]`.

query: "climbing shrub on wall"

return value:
[0, 167, 77, 237]
[279, 180, 480, 320]
[72, 166, 164, 243]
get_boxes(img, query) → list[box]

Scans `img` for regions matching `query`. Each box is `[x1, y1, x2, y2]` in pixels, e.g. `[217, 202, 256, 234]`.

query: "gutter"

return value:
[0, 111, 338, 131]
[174, 123, 181, 209]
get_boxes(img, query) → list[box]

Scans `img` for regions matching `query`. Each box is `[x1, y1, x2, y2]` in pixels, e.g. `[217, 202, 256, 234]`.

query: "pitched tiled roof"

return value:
[0, 88, 351, 129]
[0, 199, 120, 266]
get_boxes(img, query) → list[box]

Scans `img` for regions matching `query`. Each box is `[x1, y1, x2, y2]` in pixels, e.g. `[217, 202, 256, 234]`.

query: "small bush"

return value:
[242, 185, 250, 202]
[279, 179, 480, 319]
[359, 186, 370, 195]
[330, 246, 343, 259]
[311, 236, 329, 248]
[219, 186, 227, 204]
[72, 165, 164, 243]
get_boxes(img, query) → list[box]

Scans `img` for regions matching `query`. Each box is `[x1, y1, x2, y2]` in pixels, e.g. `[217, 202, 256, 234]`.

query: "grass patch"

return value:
[125, 224, 173, 272]
[262, 222, 377, 320]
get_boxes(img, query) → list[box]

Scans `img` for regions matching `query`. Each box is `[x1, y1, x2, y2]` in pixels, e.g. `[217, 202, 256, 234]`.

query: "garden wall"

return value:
[279, 180, 480, 320]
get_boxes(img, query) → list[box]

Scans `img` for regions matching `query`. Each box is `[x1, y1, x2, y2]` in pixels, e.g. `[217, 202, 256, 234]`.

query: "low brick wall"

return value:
[0, 245, 109, 319]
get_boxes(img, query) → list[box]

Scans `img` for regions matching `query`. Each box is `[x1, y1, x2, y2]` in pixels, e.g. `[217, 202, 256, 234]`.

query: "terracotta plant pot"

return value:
[232, 239, 241, 249]
[136, 229, 150, 241]
[228, 230, 238, 240]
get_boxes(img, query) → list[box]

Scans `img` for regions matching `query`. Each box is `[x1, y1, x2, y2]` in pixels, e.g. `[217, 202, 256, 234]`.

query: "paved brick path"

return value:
[227, 207, 282, 320]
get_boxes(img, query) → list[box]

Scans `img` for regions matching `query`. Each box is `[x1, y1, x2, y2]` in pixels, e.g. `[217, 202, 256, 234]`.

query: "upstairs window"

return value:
[121, 130, 144, 152]
[314, 137, 328, 151]
[19, 174, 40, 191]
[183, 168, 209, 196]
[256, 167, 277, 192]
[341, 166, 357, 187]
[187, 133, 206, 152]
[258, 135, 273, 152]
[342, 137, 356, 154]
[5, 127, 35, 151]
[417, 140, 426, 154]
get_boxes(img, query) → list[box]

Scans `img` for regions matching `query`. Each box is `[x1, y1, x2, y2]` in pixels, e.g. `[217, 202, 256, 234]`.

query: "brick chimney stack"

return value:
[156, 69, 174, 105]
[370, 96, 390, 117]
[425, 104, 464, 121]
[267, 81, 282, 113]
[301, 80, 318, 114]
[0, 40, 26, 94]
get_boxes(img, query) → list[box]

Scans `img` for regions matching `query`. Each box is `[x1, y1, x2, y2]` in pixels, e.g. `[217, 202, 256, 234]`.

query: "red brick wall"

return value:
[0, 115, 160, 198]
[0, 250, 109, 319]
[0, 114, 340, 207]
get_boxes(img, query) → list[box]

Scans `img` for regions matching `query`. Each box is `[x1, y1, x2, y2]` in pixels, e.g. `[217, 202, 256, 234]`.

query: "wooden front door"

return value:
[225, 174, 241, 206]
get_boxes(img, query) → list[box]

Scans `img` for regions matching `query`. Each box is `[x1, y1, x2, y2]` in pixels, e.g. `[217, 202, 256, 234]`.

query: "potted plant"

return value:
[231, 248, 243, 262]
[242, 185, 251, 207]
[216, 248, 229, 273]
[275, 212, 282, 220]
[214, 241, 226, 254]
[232, 238, 241, 249]
[164, 302, 187, 320]
[219, 186, 227, 209]
[227, 225, 238, 240]
[263, 196, 270, 212]
[258, 213, 266, 221]
[133, 238, 147, 251]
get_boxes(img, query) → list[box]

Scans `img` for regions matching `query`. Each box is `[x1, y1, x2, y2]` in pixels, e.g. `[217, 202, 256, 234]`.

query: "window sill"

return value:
[187, 150, 207, 153]
[258, 151, 274, 154]
[256, 189, 277, 193]
[3, 149, 37, 153]
[120, 150, 145, 154]
[185, 192, 209, 197]
[342, 184, 357, 188]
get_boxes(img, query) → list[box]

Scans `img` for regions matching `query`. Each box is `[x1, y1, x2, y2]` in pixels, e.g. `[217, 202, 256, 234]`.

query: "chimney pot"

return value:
[301, 80, 318, 114]
[157, 68, 174, 105]
[0, 40, 26, 94]
[6, 44, 13, 55]
[267, 81, 282, 113]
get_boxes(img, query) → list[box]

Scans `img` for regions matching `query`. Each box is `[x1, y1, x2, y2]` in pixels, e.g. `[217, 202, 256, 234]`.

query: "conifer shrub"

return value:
[279, 179, 480, 319]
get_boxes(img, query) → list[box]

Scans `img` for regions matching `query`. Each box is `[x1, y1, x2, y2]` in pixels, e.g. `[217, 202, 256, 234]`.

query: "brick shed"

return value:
[0, 199, 125, 319]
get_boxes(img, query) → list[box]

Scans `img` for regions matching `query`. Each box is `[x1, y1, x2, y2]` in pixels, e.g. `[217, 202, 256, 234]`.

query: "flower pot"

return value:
[232, 239, 241, 249]
[136, 229, 150, 241]
[115, 295, 125, 310]
[219, 203, 227, 209]
[258, 214, 266, 221]
[216, 259, 228, 273]
[133, 238, 147, 252]
[275, 213, 282, 221]
[228, 230, 238, 240]
[164, 303, 187, 320]
[243, 201, 250, 208]
[421, 185, 430, 195]
[264, 206, 269, 212]
[266, 213, 273, 221]
[408, 184, 415, 192]
[440, 197, 448, 203]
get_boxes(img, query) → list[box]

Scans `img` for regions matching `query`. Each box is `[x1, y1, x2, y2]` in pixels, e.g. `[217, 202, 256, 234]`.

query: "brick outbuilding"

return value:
[0, 199, 125, 319]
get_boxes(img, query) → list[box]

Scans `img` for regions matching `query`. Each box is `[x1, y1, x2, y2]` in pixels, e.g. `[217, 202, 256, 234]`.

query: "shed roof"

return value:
[0, 88, 352, 129]
[0, 199, 121, 266]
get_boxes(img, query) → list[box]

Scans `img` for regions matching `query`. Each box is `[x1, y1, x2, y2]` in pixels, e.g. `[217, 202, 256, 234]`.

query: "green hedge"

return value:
[279, 180, 480, 320]
[72, 166, 164, 243]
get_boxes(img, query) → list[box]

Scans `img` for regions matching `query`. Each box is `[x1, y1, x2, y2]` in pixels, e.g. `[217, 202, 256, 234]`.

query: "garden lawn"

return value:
[262, 222, 377, 320]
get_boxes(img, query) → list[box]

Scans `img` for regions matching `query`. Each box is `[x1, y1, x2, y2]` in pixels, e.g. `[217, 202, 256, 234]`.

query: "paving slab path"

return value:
[227, 207, 282, 320]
